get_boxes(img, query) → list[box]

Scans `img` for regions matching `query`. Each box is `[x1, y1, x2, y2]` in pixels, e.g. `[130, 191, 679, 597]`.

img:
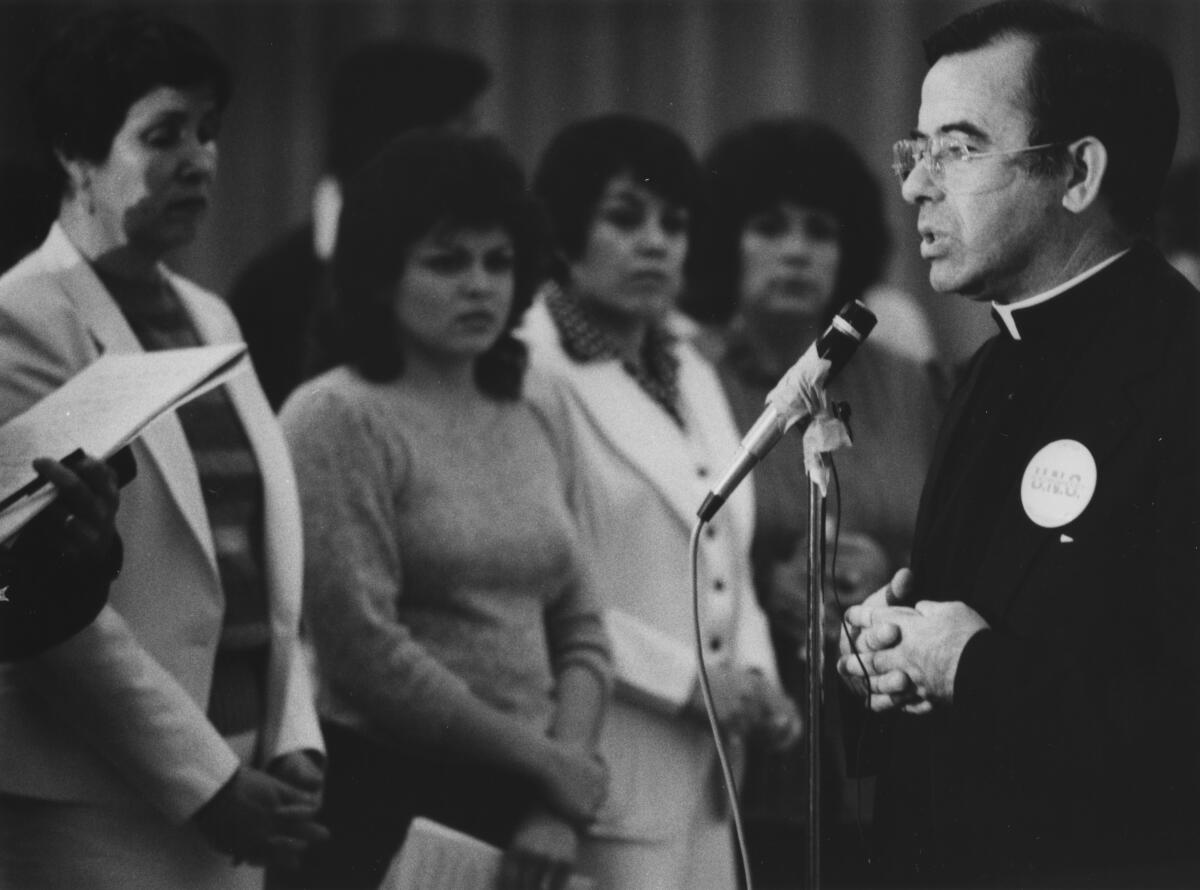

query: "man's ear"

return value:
[1061, 136, 1107, 215]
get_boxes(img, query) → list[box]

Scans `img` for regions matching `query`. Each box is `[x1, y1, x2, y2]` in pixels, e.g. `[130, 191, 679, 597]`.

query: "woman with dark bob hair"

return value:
[330, 128, 543, 395]
[278, 130, 612, 890]
[686, 118, 888, 328]
[0, 9, 327, 889]
[689, 116, 946, 887]
[522, 113, 797, 889]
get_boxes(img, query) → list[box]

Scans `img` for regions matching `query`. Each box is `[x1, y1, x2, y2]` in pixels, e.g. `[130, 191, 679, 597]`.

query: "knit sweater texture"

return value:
[281, 365, 610, 751]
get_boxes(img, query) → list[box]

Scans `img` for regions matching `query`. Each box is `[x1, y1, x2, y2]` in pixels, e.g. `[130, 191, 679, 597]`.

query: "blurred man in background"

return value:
[227, 39, 490, 409]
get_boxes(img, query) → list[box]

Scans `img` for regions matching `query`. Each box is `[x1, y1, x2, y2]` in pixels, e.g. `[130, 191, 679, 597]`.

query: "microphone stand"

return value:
[806, 464, 826, 890]
[804, 402, 850, 890]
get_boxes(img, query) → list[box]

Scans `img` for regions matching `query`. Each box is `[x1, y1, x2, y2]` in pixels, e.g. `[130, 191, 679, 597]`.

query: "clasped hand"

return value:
[538, 739, 608, 827]
[766, 530, 891, 653]
[502, 807, 581, 890]
[688, 663, 801, 749]
[836, 568, 988, 713]
[191, 753, 328, 869]
[501, 741, 607, 890]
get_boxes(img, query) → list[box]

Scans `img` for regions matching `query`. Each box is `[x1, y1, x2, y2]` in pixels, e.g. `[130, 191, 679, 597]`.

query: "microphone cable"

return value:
[691, 402, 875, 890]
[690, 517, 755, 890]
[829, 458, 880, 868]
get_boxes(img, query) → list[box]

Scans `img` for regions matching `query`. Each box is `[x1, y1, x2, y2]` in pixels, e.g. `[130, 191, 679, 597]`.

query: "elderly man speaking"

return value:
[838, 2, 1200, 887]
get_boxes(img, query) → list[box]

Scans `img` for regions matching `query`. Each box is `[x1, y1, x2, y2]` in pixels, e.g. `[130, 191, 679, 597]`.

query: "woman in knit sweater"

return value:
[278, 130, 611, 890]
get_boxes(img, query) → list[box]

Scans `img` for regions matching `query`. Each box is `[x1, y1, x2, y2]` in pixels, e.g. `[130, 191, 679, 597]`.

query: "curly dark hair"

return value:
[332, 129, 545, 399]
[27, 7, 232, 196]
[532, 113, 704, 279]
[684, 116, 889, 326]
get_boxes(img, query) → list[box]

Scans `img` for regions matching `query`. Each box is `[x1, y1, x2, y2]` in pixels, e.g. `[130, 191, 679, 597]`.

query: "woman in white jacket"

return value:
[0, 11, 324, 888]
[523, 113, 800, 890]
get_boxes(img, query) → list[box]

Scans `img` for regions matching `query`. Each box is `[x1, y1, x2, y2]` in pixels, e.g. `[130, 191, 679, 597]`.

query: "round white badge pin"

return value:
[1020, 439, 1097, 528]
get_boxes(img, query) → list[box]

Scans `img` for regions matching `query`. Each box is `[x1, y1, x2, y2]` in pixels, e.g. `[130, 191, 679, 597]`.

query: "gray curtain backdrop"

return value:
[1, 0, 1196, 362]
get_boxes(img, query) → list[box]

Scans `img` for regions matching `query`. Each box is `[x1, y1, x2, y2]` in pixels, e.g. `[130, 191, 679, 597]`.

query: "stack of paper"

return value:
[380, 817, 595, 890]
[605, 608, 696, 712]
[0, 344, 246, 541]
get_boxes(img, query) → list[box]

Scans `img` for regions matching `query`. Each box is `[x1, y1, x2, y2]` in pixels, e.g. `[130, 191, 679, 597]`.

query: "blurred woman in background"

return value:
[524, 112, 798, 890]
[0, 9, 325, 889]
[279, 130, 611, 890]
[686, 115, 946, 888]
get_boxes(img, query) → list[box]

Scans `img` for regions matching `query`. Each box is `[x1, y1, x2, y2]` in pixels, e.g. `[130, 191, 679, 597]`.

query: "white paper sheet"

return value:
[0, 344, 246, 541]
[381, 817, 595, 890]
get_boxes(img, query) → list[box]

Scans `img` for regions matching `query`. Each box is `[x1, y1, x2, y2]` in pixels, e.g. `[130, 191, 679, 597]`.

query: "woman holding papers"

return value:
[521, 113, 798, 889]
[0, 10, 325, 889]
[0, 453, 122, 662]
[279, 131, 611, 890]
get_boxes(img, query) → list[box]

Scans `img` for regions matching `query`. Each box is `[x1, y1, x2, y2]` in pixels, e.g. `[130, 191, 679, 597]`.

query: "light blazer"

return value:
[0, 224, 322, 823]
[523, 299, 779, 842]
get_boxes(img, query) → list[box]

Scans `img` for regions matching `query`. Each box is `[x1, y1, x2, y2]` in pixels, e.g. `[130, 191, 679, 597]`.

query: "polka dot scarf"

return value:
[545, 284, 685, 428]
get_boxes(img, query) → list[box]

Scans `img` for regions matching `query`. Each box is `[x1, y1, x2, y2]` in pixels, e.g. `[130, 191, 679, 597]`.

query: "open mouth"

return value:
[919, 236, 948, 259]
[918, 224, 949, 256]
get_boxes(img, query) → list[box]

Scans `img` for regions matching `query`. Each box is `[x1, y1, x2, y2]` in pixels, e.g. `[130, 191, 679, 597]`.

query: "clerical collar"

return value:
[991, 248, 1130, 341]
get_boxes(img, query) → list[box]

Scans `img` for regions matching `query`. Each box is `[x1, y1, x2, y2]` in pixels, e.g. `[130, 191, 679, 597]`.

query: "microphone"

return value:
[698, 300, 876, 522]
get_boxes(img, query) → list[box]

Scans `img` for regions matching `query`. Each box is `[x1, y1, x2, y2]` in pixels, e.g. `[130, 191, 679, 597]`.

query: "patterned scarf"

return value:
[96, 266, 269, 739]
[544, 284, 684, 427]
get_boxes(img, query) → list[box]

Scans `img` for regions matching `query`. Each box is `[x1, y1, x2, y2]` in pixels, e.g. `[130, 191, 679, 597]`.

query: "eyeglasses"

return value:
[891, 135, 1060, 195]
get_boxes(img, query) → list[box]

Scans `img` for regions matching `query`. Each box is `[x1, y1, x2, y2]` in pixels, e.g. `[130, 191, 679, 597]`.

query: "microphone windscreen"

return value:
[817, 300, 877, 371]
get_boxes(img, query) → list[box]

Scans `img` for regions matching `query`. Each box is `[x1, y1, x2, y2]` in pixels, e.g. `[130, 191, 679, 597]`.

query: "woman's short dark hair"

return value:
[532, 113, 704, 273]
[685, 116, 889, 326]
[333, 129, 545, 399]
[27, 8, 232, 193]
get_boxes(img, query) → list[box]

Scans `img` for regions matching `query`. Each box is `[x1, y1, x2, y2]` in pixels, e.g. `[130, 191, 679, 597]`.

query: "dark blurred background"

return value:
[0, 0, 1195, 362]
